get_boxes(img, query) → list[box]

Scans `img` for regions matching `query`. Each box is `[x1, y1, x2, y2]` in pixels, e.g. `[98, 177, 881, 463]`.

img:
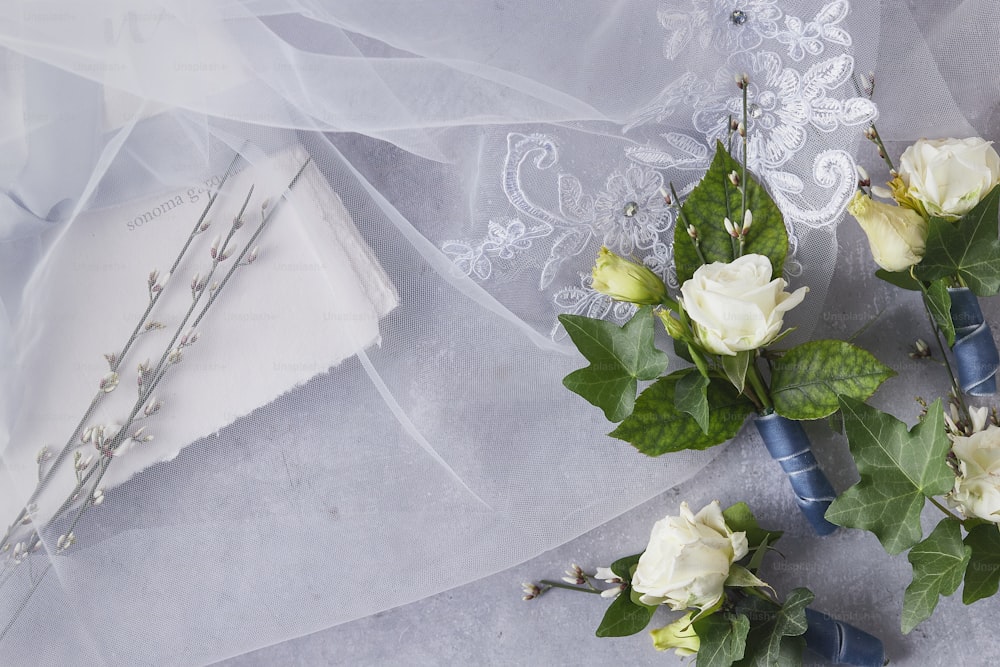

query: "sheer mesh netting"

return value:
[3, 0, 984, 664]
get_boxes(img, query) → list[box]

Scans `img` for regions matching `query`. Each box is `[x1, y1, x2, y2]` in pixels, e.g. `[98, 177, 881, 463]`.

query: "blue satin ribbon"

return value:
[804, 608, 886, 666]
[949, 287, 998, 396]
[753, 413, 837, 536]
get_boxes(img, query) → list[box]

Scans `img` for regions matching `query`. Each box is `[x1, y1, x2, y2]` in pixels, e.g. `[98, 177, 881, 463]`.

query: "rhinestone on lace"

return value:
[748, 102, 762, 118]
[623, 201, 639, 217]
[730, 10, 748, 26]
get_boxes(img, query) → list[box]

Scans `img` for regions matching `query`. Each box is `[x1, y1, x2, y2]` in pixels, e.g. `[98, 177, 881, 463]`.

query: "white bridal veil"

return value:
[1, 1, 991, 664]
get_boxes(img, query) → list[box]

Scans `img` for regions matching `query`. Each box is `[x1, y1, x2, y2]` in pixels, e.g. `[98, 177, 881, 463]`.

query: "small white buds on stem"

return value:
[57, 532, 75, 552]
[521, 582, 543, 601]
[659, 186, 672, 206]
[99, 372, 120, 393]
[179, 330, 200, 348]
[144, 398, 163, 417]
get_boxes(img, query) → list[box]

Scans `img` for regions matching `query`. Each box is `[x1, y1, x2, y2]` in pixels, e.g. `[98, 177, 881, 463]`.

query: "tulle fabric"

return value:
[0, 0, 982, 664]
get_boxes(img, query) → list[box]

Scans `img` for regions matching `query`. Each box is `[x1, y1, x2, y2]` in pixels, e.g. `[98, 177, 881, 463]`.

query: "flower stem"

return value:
[671, 182, 708, 266]
[868, 123, 895, 173]
[929, 496, 963, 524]
[740, 78, 749, 228]
[916, 280, 972, 424]
[538, 580, 603, 595]
[746, 357, 774, 413]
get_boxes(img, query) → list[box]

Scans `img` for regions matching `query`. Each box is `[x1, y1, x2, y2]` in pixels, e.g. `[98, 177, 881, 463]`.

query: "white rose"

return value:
[898, 137, 1000, 220]
[949, 425, 1000, 522]
[846, 191, 928, 272]
[631, 501, 748, 610]
[680, 254, 807, 356]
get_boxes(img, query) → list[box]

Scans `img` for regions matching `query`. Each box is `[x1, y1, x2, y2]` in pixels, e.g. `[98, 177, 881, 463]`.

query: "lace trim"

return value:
[441, 0, 868, 340]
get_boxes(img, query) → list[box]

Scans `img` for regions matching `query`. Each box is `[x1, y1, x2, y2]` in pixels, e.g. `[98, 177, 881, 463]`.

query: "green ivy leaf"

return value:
[673, 141, 787, 284]
[924, 279, 956, 347]
[694, 613, 750, 667]
[913, 186, 1000, 296]
[876, 268, 922, 291]
[595, 587, 657, 638]
[962, 523, 1000, 605]
[733, 588, 813, 667]
[610, 372, 754, 455]
[676, 370, 711, 434]
[560, 307, 669, 422]
[722, 501, 783, 552]
[826, 398, 954, 555]
[902, 517, 971, 634]
[769, 340, 896, 420]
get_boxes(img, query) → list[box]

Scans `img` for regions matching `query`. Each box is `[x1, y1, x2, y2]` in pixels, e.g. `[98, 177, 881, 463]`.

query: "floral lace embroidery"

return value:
[692, 51, 875, 170]
[441, 0, 867, 340]
[443, 133, 676, 293]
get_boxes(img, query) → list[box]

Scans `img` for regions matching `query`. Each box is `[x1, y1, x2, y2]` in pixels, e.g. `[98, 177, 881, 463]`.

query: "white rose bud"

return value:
[679, 254, 807, 356]
[949, 425, 1000, 522]
[897, 137, 1000, 220]
[591, 246, 668, 306]
[847, 192, 928, 272]
[631, 501, 748, 610]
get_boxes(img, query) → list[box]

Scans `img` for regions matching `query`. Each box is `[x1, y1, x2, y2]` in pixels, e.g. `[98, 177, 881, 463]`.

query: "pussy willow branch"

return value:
[0, 152, 243, 556]
[0, 179, 253, 584]
[0, 158, 312, 642]
[47, 159, 310, 545]
[52, 185, 258, 546]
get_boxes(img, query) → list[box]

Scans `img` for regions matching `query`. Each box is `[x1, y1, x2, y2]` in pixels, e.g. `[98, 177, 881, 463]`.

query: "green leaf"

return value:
[826, 398, 955, 554]
[595, 587, 657, 637]
[769, 340, 896, 420]
[733, 588, 813, 667]
[902, 517, 971, 634]
[746, 534, 772, 573]
[674, 338, 694, 363]
[722, 501, 783, 552]
[962, 523, 1000, 605]
[673, 141, 788, 284]
[914, 186, 1000, 296]
[694, 613, 750, 667]
[609, 553, 642, 582]
[924, 279, 956, 347]
[610, 372, 754, 455]
[722, 351, 752, 394]
[876, 268, 923, 291]
[676, 371, 711, 434]
[560, 307, 669, 422]
[725, 564, 770, 590]
[689, 343, 711, 378]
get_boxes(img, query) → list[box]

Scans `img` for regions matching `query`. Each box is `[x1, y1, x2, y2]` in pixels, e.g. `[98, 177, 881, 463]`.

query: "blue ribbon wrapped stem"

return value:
[753, 413, 837, 536]
[948, 287, 998, 396]
[804, 608, 886, 666]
